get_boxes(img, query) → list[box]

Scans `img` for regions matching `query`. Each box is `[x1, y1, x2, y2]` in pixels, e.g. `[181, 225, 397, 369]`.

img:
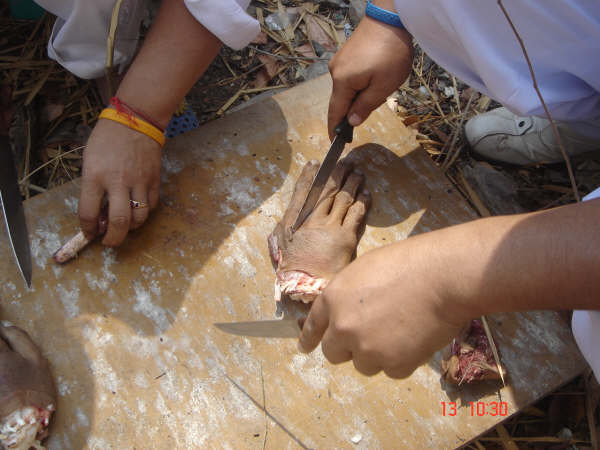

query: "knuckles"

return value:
[108, 214, 130, 229]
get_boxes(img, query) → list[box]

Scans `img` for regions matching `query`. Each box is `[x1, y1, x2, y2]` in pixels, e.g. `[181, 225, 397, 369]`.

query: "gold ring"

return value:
[130, 199, 149, 209]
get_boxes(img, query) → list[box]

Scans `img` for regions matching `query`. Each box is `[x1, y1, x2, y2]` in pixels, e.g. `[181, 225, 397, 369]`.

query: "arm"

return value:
[79, 0, 222, 246]
[327, 0, 413, 139]
[299, 199, 600, 378]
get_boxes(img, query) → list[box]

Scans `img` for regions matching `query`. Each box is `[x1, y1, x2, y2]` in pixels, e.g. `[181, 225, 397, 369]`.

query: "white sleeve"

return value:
[184, 0, 260, 50]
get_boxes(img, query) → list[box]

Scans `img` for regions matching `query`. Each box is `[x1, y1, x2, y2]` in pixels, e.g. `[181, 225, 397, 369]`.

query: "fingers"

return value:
[346, 85, 389, 130]
[321, 328, 352, 364]
[298, 295, 329, 353]
[352, 354, 382, 376]
[311, 161, 353, 219]
[327, 79, 356, 141]
[102, 186, 131, 247]
[383, 365, 414, 380]
[130, 186, 150, 229]
[328, 171, 364, 224]
[78, 178, 105, 240]
[148, 183, 160, 210]
[0, 324, 43, 365]
[283, 160, 319, 226]
[343, 190, 371, 232]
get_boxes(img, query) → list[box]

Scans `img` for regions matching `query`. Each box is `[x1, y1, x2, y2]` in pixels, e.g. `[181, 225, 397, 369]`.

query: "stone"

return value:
[348, 0, 367, 26]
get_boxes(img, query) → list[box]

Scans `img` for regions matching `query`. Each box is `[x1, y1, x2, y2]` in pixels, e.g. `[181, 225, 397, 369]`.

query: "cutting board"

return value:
[0, 75, 585, 449]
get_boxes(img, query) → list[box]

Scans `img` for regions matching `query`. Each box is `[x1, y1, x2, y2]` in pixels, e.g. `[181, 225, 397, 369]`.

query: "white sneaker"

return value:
[465, 107, 600, 165]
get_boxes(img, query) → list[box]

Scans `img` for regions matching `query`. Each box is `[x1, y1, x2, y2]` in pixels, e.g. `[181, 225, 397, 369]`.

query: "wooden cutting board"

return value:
[0, 75, 585, 449]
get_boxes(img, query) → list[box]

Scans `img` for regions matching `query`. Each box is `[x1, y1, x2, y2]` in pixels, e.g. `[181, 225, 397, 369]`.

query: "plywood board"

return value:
[0, 75, 586, 449]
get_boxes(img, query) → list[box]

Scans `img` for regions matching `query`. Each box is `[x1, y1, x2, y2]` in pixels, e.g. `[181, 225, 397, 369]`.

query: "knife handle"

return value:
[334, 117, 354, 143]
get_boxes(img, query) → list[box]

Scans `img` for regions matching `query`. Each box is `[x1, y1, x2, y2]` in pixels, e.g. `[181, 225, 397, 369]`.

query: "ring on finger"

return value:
[129, 199, 149, 209]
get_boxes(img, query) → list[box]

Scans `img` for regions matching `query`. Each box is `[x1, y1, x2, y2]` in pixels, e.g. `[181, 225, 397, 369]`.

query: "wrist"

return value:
[366, 0, 405, 30]
[115, 83, 175, 130]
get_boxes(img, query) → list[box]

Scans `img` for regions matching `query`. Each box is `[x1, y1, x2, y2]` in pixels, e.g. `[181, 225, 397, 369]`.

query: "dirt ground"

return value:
[1, 1, 599, 448]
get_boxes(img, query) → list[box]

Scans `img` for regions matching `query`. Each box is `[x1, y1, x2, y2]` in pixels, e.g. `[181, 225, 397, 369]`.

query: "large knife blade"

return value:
[0, 136, 32, 288]
[291, 117, 353, 231]
[214, 319, 301, 338]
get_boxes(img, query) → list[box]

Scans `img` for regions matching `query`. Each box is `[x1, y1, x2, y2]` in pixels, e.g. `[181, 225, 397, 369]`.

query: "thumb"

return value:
[347, 85, 389, 127]
[298, 295, 329, 353]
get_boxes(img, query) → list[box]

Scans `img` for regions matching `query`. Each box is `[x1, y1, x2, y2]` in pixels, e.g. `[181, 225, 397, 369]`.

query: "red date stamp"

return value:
[441, 401, 509, 417]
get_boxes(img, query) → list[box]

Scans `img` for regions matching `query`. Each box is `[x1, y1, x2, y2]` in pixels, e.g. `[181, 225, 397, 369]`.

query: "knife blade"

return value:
[214, 318, 301, 338]
[0, 136, 32, 288]
[291, 117, 354, 231]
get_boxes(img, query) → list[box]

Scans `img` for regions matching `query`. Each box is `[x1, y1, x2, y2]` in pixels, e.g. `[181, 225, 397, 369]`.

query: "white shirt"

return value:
[34, 0, 260, 79]
[394, 0, 600, 122]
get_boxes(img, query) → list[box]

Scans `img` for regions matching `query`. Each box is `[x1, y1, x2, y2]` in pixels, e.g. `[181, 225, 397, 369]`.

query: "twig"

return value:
[105, 0, 124, 98]
[441, 91, 475, 171]
[497, 0, 579, 202]
[261, 363, 268, 450]
[19, 145, 84, 184]
[480, 315, 506, 387]
[451, 75, 461, 114]
[220, 53, 237, 77]
[248, 45, 330, 61]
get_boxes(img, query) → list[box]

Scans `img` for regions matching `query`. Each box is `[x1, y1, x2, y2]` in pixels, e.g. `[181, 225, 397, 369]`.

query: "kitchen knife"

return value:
[291, 117, 354, 231]
[0, 135, 32, 288]
[214, 318, 301, 338]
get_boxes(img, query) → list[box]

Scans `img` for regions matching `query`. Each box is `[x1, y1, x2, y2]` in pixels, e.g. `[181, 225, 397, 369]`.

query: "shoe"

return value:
[465, 107, 600, 165]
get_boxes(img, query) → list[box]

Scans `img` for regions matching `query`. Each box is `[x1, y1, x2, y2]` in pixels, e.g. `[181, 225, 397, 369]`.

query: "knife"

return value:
[291, 117, 354, 231]
[214, 318, 301, 338]
[0, 135, 32, 288]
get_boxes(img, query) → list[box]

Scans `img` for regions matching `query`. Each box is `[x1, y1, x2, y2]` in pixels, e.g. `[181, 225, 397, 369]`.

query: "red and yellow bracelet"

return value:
[99, 103, 166, 147]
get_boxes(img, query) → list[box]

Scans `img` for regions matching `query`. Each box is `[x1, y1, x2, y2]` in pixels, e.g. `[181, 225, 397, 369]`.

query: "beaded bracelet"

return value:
[365, 1, 405, 29]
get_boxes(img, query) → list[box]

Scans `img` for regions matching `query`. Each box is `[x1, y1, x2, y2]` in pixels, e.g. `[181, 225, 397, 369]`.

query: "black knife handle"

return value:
[334, 117, 354, 143]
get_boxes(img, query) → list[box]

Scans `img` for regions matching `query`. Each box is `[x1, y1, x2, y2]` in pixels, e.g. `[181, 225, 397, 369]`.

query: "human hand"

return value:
[79, 118, 162, 247]
[0, 324, 55, 447]
[298, 235, 471, 378]
[327, 15, 413, 139]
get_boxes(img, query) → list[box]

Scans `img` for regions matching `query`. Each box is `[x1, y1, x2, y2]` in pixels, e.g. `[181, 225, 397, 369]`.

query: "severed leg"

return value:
[268, 160, 370, 303]
[0, 324, 56, 449]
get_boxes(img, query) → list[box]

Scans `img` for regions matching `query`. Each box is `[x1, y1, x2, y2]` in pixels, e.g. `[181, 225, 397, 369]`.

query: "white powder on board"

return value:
[63, 196, 78, 213]
[235, 143, 249, 156]
[57, 376, 72, 397]
[226, 383, 261, 421]
[55, 282, 80, 318]
[31, 229, 61, 270]
[134, 372, 149, 389]
[132, 280, 170, 333]
[75, 407, 89, 428]
[225, 177, 261, 214]
[162, 153, 184, 175]
[289, 350, 330, 391]
[137, 399, 146, 414]
[293, 152, 307, 166]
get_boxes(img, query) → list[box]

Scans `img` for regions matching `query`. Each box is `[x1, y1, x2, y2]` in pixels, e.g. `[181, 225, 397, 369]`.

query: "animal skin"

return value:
[268, 159, 370, 303]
